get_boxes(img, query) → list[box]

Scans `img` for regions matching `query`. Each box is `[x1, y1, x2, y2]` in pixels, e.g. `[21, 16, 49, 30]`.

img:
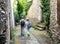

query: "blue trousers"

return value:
[26, 26, 30, 33]
[21, 26, 24, 36]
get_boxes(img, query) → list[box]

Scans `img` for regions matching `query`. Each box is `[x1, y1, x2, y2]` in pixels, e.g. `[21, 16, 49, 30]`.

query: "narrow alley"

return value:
[14, 25, 52, 44]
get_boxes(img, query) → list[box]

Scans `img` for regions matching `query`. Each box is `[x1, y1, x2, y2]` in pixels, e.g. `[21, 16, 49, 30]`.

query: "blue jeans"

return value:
[26, 26, 30, 36]
[21, 26, 24, 36]
[26, 26, 30, 31]
[26, 26, 30, 34]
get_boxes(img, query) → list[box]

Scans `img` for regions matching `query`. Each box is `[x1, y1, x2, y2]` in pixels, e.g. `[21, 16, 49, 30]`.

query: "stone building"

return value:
[0, 0, 10, 44]
[0, 0, 15, 44]
[27, 0, 60, 43]
[50, 0, 60, 43]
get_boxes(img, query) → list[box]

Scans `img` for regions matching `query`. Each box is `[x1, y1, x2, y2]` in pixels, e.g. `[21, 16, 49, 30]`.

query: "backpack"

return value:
[28, 23, 31, 28]
[21, 20, 25, 26]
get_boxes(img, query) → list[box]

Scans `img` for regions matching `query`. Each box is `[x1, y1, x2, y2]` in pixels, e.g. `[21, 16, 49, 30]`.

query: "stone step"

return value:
[32, 26, 44, 31]
[32, 23, 46, 31]
[36, 24, 46, 28]
[36, 23, 46, 28]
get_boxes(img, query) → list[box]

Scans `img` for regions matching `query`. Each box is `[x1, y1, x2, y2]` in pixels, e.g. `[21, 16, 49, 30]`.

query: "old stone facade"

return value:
[0, 0, 10, 44]
[50, 0, 60, 43]
[26, 0, 42, 26]
[0, 0, 15, 44]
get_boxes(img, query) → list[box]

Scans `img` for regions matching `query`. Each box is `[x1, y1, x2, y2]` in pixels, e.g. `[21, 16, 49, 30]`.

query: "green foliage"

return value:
[17, 0, 23, 19]
[11, 27, 16, 40]
[13, 0, 17, 11]
[41, 0, 50, 26]
[41, 0, 51, 39]
[18, 0, 27, 9]
[41, 0, 59, 44]
[14, 11, 19, 22]
[13, 0, 32, 22]
[13, 0, 20, 22]
[17, 0, 27, 17]
[17, 0, 32, 19]
[22, 1, 32, 16]
[19, 0, 32, 16]
[24, 1, 32, 12]
[41, 0, 51, 41]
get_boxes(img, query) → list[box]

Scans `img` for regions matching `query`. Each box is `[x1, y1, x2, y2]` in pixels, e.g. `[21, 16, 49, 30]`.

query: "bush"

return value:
[41, 0, 50, 26]
[11, 27, 16, 40]
[13, 0, 32, 23]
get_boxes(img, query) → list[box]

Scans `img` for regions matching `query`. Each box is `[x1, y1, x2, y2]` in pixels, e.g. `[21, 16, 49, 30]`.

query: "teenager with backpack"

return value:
[20, 16, 25, 36]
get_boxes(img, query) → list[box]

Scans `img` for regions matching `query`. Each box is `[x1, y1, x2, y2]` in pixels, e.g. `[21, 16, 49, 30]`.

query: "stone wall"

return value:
[57, 0, 60, 26]
[50, 0, 60, 43]
[6, 0, 10, 44]
[0, 0, 10, 44]
[26, 0, 42, 26]
[0, 0, 11, 44]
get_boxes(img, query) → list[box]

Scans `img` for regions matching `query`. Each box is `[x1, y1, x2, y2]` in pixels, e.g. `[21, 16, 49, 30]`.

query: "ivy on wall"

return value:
[41, 0, 51, 36]
[41, 0, 50, 26]
[41, 0, 52, 42]
[41, 0, 59, 44]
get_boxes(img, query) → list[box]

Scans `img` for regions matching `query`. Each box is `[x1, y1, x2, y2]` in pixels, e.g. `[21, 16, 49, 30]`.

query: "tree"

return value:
[13, 0, 32, 22]
[17, 0, 23, 19]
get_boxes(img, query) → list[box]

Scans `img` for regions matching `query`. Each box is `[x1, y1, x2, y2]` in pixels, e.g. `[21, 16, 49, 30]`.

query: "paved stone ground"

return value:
[14, 25, 52, 44]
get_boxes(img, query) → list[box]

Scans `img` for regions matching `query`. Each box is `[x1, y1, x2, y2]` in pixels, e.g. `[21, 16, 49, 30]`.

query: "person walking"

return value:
[20, 16, 25, 36]
[25, 18, 31, 37]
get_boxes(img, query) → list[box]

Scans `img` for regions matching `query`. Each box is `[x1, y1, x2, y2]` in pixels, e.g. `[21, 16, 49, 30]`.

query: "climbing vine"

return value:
[41, 0, 50, 26]
[41, 0, 52, 42]
[41, 0, 59, 44]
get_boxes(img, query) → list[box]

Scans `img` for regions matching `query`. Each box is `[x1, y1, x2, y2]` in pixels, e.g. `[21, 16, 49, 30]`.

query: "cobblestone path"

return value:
[14, 25, 52, 44]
